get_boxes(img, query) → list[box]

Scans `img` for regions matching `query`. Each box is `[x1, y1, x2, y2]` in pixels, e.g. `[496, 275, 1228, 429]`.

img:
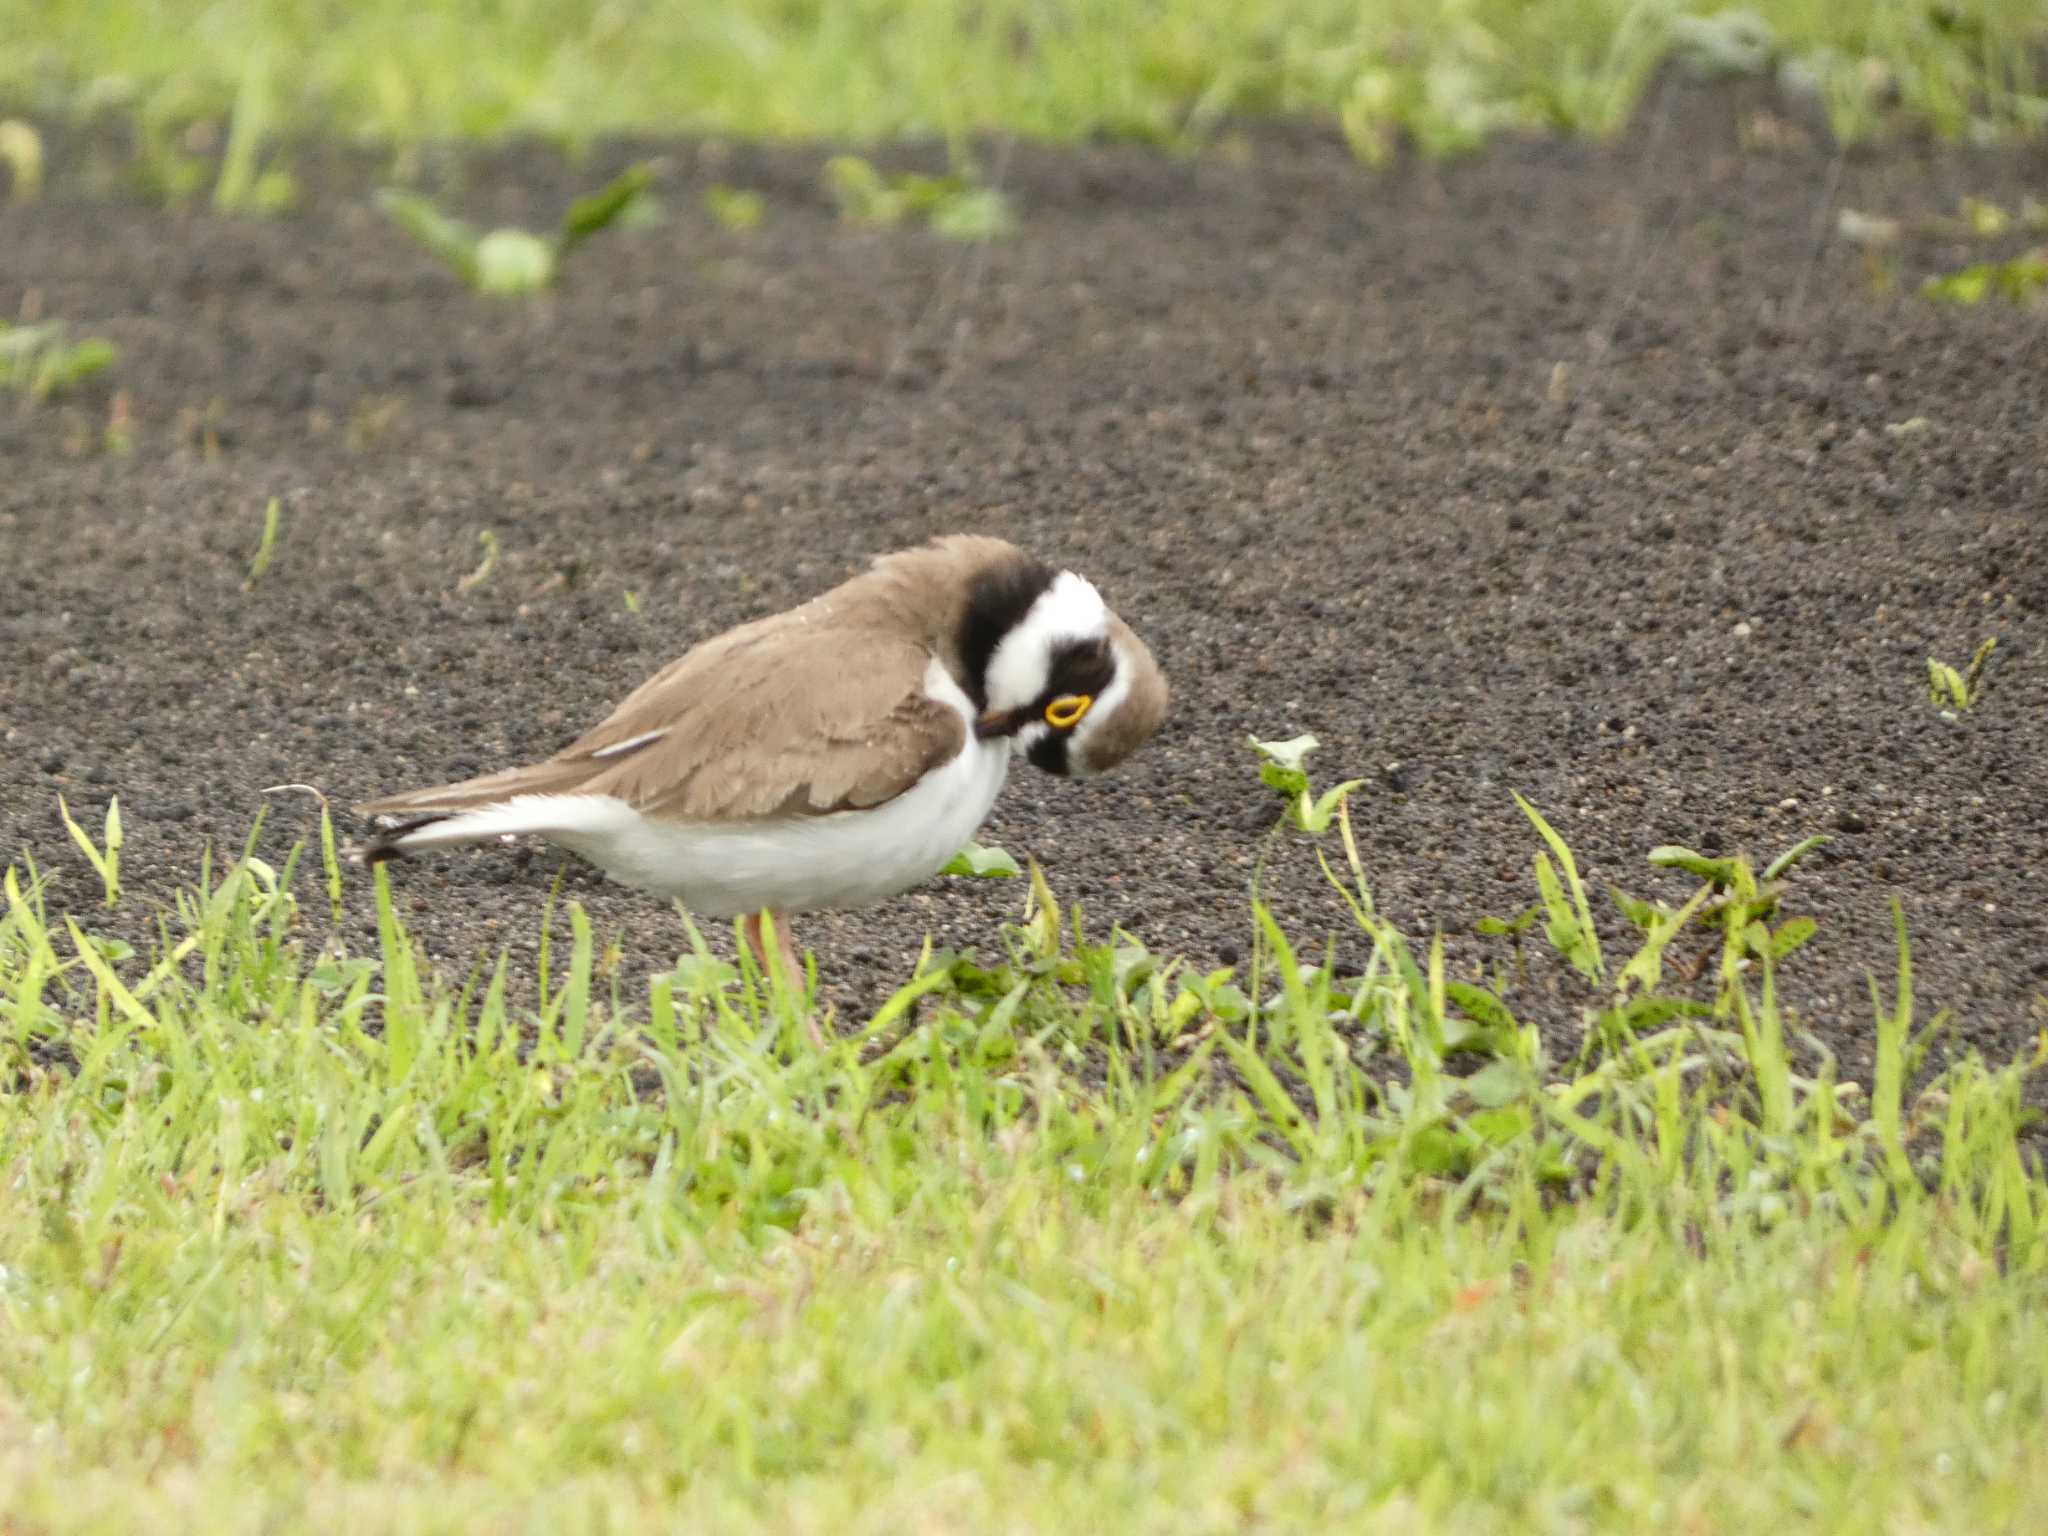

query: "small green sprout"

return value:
[1959, 196, 2010, 236]
[245, 496, 283, 589]
[1249, 734, 1364, 835]
[622, 590, 642, 615]
[1513, 793, 1603, 983]
[1927, 638, 1996, 712]
[1922, 251, 2048, 307]
[457, 530, 500, 593]
[823, 156, 1012, 240]
[942, 841, 1021, 878]
[0, 322, 118, 402]
[378, 162, 655, 295]
[212, 56, 298, 214]
[704, 184, 765, 231]
[0, 118, 43, 201]
[57, 794, 122, 909]
[262, 784, 346, 925]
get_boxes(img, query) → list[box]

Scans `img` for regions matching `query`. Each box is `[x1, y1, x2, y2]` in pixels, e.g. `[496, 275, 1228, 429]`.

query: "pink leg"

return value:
[743, 909, 822, 1044]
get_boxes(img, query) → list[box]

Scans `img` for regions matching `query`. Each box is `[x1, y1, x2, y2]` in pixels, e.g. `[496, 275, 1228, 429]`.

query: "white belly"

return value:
[537, 736, 1011, 916]
[389, 657, 1016, 917]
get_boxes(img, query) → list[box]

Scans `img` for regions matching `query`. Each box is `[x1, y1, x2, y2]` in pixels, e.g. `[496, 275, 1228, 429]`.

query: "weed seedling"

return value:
[824, 156, 1012, 239]
[1927, 638, 1996, 712]
[1248, 734, 1363, 836]
[704, 184, 765, 231]
[378, 163, 655, 295]
[941, 841, 1021, 878]
[1923, 252, 2048, 307]
[455, 530, 502, 593]
[0, 118, 43, 201]
[244, 496, 283, 589]
[0, 321, 117, 402]
[212, 56, 298, 214]
[57, 794, 122, 908]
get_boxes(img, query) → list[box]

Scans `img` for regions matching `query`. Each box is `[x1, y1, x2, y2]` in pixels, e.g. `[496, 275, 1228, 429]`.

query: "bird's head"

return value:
[963, 564, 1169, 778]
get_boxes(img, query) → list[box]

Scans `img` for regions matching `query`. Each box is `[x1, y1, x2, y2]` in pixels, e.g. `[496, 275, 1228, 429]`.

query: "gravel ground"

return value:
[4, 76, 2045, 1070]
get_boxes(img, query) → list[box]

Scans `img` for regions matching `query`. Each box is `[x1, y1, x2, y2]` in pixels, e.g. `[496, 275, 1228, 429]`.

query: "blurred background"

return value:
[2, 0, 2044, 174]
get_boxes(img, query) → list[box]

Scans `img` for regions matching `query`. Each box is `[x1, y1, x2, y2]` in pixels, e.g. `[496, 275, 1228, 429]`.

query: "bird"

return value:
[355, 534, 1169, 993]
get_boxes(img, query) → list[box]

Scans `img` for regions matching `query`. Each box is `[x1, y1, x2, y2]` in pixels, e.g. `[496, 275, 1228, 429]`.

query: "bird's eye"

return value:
[1044, 694, 1092, 729]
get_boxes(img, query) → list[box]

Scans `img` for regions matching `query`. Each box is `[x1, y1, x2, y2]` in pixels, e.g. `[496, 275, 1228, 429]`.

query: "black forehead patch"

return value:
[958, 556, 1057, 708]
[1046, 637, 1115, 701]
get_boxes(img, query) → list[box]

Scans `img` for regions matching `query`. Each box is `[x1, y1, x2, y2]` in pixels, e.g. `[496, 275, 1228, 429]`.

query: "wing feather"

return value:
[357, 612, 965, 825]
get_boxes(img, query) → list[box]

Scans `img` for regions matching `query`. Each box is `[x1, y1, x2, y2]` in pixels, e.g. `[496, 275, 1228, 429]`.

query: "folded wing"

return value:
[356, 615, 965, 827]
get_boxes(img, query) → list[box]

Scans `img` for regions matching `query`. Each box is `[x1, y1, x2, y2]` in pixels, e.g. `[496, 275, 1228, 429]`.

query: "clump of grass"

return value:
[0, 319, 116, 401]
[1923, 250, 2048, 307]
[209, 53, 297, 213]
[1928, 637, 1997, 711]
[120, 58, 298, 213]
[377, 161, 655, 295]
[54, 793, 121, 908]
[824, 154, 1012, 239]
[7, 0, 2048, 173]
[1, 743, 2043, 1525]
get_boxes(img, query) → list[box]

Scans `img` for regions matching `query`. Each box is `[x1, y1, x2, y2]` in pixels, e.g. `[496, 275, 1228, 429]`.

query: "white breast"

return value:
[407, 658, 1013, 918]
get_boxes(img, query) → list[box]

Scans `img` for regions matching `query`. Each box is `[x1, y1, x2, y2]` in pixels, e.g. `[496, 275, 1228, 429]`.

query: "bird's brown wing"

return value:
[356, 611, 965, 824]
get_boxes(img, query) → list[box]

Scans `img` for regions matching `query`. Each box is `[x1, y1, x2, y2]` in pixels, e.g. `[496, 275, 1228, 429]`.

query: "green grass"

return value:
[1, 0, 2044, 163]
[3, 772, 2044, 1530]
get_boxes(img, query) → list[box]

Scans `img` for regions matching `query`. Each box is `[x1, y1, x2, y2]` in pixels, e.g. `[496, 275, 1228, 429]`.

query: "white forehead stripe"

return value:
[984, 571, 1108, 711]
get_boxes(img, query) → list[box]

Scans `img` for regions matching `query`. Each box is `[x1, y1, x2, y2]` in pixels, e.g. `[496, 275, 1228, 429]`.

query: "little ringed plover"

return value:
[356, 534, 1169, 984]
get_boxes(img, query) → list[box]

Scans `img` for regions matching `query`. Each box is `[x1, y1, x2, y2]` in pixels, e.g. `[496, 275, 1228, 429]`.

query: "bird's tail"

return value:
[355, 761, 600, 862]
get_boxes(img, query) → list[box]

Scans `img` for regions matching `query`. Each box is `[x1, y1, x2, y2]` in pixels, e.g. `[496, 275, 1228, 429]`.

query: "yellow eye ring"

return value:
[1044, 694, 1092, 729]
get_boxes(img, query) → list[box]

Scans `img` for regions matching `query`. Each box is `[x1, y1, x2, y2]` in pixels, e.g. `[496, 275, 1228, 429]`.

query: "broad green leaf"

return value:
[1443, 981, 1517, 1039]
[31, 337, 115, 399]
[474, 229, 556, 294]
[1648, 845, 1742, 886]
[1299, 778, 1366, 834]
[941, 841, 1022, 878]
[1770, 916, 1817, 959]
[1477, 905, 1539, 937]
[1250, 733, 1320, 774]
[1461, 1058, 1530, 1109]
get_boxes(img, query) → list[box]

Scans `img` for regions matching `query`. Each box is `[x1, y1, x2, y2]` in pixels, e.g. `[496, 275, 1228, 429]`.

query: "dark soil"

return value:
[4, 77, 2046, 1074]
